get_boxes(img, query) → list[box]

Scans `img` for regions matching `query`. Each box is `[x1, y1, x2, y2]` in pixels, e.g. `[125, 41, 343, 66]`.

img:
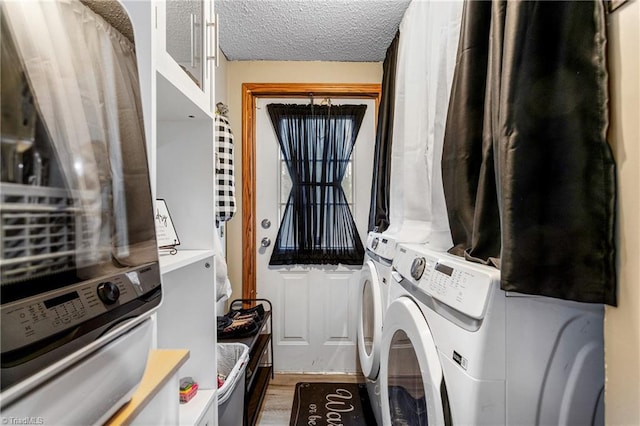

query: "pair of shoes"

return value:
[217, 316, 260, 339]
[217, 304, 265, 339]
[228, 304, 265, 322]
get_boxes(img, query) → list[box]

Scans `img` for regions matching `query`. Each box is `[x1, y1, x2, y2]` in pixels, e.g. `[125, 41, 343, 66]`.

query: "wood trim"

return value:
[242, 84, 257, 300]
[241, 83, 381, 301]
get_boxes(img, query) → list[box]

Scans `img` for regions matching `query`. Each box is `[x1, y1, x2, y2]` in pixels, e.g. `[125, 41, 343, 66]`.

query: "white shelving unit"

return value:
[159, 250, 216, 275]
[121, 0, 219, 424]
[180, 389, 217, 426]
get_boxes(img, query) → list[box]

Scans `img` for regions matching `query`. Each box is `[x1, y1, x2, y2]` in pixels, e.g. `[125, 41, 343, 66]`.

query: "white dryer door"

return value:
[357, 259, 383, 379]
[380, 297, 452, 425]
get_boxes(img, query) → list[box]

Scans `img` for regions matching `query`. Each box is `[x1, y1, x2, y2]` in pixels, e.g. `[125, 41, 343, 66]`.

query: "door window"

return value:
[280, 159, 353, 212]
[267, 103, 367, 265]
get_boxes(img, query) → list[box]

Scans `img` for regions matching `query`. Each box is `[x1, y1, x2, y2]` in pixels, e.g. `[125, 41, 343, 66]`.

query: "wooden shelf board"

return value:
[105, 349, 189, 426]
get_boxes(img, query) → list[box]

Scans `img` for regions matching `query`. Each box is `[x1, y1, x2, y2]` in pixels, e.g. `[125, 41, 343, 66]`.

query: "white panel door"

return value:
[255, 97, 375, 372]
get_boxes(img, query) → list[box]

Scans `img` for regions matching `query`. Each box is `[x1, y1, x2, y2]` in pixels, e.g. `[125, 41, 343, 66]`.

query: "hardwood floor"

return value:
[256, 373, 365, 425]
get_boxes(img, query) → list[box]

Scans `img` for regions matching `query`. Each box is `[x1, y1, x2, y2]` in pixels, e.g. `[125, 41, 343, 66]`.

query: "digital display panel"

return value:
[435, 263, 454, 277]
[44, 291, 80, 309]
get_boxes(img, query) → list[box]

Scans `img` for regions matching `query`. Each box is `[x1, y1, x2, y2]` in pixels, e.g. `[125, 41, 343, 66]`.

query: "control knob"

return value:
[97, 282, 120, 305]
[410, 257, 426, 281]
[371, 237, 379, 250]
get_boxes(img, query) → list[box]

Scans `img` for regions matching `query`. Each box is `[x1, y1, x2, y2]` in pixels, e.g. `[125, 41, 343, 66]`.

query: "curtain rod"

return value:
[308, 93, 331, 106]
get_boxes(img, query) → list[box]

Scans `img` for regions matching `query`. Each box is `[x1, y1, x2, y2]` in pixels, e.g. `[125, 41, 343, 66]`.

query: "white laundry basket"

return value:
[217, 343, 249, 426]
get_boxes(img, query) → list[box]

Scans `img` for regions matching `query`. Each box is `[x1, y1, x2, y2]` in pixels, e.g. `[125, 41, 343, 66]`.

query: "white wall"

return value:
[605, 1, 640, 423]
[215, 51, 228, 105]
[224, 61, 382, 304]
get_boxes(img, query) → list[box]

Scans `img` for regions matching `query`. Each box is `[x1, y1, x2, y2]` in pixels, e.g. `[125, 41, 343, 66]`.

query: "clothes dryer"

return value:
[357, 232, 400, 425]
[379, 243, 605, 425]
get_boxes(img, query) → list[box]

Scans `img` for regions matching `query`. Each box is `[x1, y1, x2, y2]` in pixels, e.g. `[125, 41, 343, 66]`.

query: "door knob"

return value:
[261, 219, 271, 229]
[261, 237, 271, 247]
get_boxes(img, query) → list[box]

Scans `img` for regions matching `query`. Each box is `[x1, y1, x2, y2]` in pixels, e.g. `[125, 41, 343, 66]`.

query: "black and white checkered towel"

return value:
[215, 114, 236, 222]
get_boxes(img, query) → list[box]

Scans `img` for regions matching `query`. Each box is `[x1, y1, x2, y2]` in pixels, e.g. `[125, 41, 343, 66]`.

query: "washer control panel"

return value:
[366, 233, 397, 262]
[394, 245, 437, 285]
[394, 244, 498, 320]
[1, 262, 160, 352]
[425, 261, 493, 319]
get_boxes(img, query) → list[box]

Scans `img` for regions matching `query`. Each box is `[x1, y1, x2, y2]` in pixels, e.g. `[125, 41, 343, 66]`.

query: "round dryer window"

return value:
[381, 297, 452, 426]
[357, 259, 383, 380]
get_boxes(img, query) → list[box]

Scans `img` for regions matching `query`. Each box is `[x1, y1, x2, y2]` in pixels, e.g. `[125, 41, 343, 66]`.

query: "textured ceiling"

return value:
[216, 0, 410, 62]
[81, 0, 135, 44]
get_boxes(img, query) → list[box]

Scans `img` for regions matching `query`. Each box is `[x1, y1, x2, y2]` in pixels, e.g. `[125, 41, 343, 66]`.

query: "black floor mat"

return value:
[289, 382, 376, 426]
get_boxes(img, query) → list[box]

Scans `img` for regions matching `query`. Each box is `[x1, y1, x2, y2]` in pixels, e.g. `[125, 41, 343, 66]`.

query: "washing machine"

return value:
[357, 231, 400, 425]
[379, 243, 605, 425]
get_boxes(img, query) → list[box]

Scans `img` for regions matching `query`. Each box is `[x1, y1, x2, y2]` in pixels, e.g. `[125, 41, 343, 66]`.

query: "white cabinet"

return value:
[181, 389, 217, 426]
[165, 0, 207, 89]
[156, 0, 217, 116]
[120, 0, 218, 424]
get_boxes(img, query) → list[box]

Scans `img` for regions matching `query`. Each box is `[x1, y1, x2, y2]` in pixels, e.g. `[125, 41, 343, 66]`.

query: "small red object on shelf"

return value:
[179, 377, 199, 403]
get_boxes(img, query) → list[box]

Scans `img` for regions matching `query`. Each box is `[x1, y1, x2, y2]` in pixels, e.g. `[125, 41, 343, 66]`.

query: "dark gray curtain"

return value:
[368, 30, 400, 233]
[267, 104, 367, 265]
[442, 0, 616, 305]
[442, 1, 500, 266]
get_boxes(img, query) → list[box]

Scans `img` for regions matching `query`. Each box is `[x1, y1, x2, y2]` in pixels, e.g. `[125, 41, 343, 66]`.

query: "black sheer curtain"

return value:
[368, 30, 400, 233]
[442, 0, 616, 305]
[267, 104, 367, 265]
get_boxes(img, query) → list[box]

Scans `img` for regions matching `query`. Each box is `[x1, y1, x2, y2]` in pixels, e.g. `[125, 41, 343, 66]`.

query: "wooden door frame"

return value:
[241, 83, 382, 300]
